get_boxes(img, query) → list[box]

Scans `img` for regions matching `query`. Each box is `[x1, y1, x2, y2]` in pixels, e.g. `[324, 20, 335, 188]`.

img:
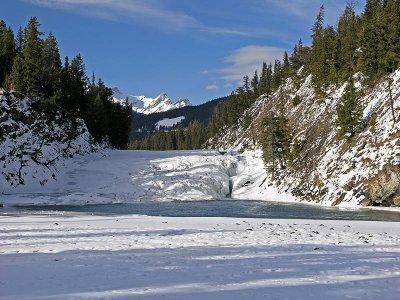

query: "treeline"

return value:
[128, 121, 207, 150]
[0, 17, 131, 149]
[310, 0, 400, 90]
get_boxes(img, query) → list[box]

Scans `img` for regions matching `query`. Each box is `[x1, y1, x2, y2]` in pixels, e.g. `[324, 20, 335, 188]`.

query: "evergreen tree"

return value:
[15, 26, 24, 53]
[272, 60, 282, 89]
[337, 2, 359, 81]
[11, 55, 25, 94]
[259, 62, 272, 95]
[290, 40, 312, 73]
[243, 75, 250, 93]
[251, 70, 259, 97]
[380, 0, 400, 73]
[359, 0, 383, 78]
[40, 33, 62, 98]
[282, 51, 291, 77]
[0, 22, 16, 87]
[262, 112, 292, 173]
[311, 5, 327, 88]
[69, 54, 88, 116]
[324, 26, 338, 83]
[21, 17, 44, 96]
[336, 78, 362, 138]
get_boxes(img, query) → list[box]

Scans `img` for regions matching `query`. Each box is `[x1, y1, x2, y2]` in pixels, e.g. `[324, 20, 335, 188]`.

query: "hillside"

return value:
[209, 68, 400, 207]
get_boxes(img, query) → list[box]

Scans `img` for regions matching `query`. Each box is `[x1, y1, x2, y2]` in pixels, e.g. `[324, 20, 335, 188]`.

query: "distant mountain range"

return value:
[112, 87, 191, 114]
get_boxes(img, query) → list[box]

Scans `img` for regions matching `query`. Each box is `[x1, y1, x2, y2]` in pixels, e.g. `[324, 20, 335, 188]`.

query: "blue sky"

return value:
[2, 0, 365, 104]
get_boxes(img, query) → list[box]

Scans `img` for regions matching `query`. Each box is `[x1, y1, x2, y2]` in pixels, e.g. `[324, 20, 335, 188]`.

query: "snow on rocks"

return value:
[1, 213, 399, 299]
[0, 96, 100, 194]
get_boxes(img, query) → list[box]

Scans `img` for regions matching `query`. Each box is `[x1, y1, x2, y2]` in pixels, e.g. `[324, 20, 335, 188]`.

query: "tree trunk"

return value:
[387, 77, 396, 127]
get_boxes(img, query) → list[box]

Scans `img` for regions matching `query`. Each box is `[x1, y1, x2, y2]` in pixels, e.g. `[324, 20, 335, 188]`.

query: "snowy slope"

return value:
[112, 87, 191, 114]
[210, 68, 400, 208]
[0, 95, 100, 192]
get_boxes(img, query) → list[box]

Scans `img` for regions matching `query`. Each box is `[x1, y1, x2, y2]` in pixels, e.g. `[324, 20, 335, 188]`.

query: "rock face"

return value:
[366, 165, 400, 207]
[210, 69, 400, 207]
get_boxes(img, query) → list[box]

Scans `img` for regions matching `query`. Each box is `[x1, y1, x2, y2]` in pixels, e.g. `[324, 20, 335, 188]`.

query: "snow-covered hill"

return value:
[209, 68, 400, 208]
[112, 87, 191, 115]
[0, 95, 100, 192]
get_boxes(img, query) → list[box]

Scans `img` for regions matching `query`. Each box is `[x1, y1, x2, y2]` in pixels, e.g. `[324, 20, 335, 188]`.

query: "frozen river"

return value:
[8, 200, 400, 222]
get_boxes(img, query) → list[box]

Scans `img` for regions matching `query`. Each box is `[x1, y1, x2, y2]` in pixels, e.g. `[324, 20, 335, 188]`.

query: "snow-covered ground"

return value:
[2, 150, 294, 206]
[1, 214, 399, 299]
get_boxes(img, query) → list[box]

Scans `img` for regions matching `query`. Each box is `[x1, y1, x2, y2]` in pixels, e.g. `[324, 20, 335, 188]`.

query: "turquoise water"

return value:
[11, 200, 400, 222]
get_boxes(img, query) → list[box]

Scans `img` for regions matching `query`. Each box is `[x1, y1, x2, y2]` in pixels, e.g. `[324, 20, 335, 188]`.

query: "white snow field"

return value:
[0, 214, 400, 299]
[2, 150, 295, 206]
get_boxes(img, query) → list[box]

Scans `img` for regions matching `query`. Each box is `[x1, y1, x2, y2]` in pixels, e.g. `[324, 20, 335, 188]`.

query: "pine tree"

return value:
[251, 70, 259, 97]
[0, 21, 16, 87]
[11, 55, 25, 94]
[324, 26, 338, 83]
[272, 60, 282, 90]
[259, 62, 273, 95]
[311, 5, 327, 88]
[359, 0, 383, 78]
[243, 75, 250, 93]
[40, 33, 62, 98]
[15, 26, 24, 53]
[21, 17, 44, 97]
[282, 51, 291, 78]
[69, 54, 88, 116]
[337, 2, 359, 81]
[336, 78, 362, 138]
[262, 112, 292, 174]
[380, 0, 400, 73]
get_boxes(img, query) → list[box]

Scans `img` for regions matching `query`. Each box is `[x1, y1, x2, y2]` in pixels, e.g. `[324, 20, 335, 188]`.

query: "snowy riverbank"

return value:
[1, 214, 399, 299]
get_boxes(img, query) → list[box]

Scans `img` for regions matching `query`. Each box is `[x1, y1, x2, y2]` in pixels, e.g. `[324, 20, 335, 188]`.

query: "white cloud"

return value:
[219, 45, 285, 82]
[24, 0, 266, 36]
[206, 84, 219, 91]
[26, 0, 198, 29]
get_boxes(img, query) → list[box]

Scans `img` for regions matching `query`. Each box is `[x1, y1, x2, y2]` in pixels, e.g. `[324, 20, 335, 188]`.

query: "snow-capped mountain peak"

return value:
[112, 88, 192, 114]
